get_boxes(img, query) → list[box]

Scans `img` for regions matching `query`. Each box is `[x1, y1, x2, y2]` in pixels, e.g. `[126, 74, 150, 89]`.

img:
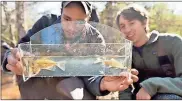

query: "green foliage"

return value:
[99, 2, 127, 28]
[100, 2, 182, 36]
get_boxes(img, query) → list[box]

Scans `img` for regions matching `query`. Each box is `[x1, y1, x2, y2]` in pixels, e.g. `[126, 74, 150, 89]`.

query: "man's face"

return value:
[61, 5, 88, 40]
[118, 15, 146, 43]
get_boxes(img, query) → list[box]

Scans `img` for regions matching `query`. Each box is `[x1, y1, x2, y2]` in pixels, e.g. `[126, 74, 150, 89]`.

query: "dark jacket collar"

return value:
[146, 30, 160, 45]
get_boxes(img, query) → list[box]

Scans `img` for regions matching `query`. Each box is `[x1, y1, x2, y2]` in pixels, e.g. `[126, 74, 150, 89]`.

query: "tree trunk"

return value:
[105, 2, 114, 27]
[3, 1, 16, 47]
[16, 1, 26, 40]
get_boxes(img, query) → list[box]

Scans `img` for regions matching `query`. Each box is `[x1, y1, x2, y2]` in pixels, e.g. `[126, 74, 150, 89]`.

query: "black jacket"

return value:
[1, 14, 109, 99]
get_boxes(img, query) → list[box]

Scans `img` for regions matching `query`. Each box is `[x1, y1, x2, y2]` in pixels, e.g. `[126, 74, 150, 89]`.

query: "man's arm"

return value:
[1, 14, 58, 72]
[139, 35, 182, 97]
[80, 25, 109, 96]
[82, 76, 110, 96]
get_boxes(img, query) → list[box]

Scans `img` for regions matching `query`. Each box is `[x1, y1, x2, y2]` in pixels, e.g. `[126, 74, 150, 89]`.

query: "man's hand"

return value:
[100, 69, 139, 92]
[6, 48, 23, 75]
[136, 87, 151, 100]
[130, 69, 139, 83]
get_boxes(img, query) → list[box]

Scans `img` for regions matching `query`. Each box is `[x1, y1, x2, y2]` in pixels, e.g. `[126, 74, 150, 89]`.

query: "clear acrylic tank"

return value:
[18, 21, 132, 81]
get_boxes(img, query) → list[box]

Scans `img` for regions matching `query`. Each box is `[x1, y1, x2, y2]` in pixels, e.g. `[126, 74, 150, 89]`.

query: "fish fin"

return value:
[45, 67, 54, 71]
[99, 71, 104, 75]
[56, 61, 66, 71]
[110, 58, 115, 61]
[32, 66, 41, 74]
[101, 62, 105, 67]
[94, 57, 103, 64]
[39, 56, 50, 60]
[108, 66, 112, 68]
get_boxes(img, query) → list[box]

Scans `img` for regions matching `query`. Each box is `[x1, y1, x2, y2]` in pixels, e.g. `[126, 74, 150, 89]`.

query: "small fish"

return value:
[94, 57, 126, 69]
[99, 70, 105, 75]
[31, 57, 66, 74]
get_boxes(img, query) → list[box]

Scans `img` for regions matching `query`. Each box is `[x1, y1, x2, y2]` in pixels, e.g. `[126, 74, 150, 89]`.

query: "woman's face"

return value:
[118, 15, 147, 43]
[61, 5, 88, 40]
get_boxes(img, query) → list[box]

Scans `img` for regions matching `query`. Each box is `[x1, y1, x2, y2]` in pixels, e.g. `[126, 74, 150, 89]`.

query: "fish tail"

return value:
[56, 61, 66, 71]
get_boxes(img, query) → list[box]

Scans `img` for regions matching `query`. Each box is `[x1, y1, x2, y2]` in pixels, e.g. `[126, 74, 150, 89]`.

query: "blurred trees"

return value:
[2, 1, 16, 47]
[148, 3, 182, 35]
[15, 2, 26, 41]
[1, 1, 40, 66]
[99, 2, 182, 35]
[1, 1, 38, 47]
[1, 1, 182, 47]
[100, 2, 127, 28]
